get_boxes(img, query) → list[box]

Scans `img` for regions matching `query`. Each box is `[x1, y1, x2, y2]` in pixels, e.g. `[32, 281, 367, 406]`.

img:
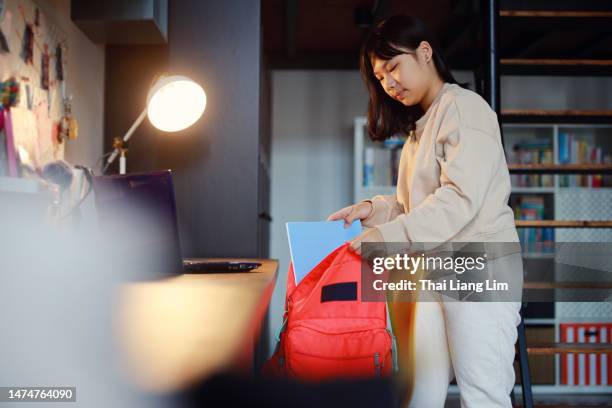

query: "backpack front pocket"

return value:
[284, 324, 392, 381]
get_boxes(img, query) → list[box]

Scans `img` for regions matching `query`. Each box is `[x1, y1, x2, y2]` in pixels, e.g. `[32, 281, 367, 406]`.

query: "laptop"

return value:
[91, 170, 260, 277]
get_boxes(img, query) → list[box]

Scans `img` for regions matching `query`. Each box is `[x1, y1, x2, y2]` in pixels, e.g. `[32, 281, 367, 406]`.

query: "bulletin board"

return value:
[0, 0, 75, 177]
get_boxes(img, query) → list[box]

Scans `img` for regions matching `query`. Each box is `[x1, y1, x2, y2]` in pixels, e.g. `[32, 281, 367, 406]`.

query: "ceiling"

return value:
[262, 0, 612, 74]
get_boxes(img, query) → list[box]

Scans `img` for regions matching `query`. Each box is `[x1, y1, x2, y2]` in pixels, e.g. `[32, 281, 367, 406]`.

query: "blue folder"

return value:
[286, 220, 362, 285]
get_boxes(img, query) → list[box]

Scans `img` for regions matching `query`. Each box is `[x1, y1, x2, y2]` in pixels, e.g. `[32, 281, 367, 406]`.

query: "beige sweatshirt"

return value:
[362, 82, 519, 245]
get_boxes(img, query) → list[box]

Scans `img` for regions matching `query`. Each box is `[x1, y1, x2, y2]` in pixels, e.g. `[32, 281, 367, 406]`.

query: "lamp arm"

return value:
[122, 107, 148, 144]
[103, 108, 148, 173]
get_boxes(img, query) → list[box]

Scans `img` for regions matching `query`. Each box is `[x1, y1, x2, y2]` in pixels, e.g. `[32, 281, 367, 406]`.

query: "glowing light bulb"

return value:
[146, 75, 206, 132]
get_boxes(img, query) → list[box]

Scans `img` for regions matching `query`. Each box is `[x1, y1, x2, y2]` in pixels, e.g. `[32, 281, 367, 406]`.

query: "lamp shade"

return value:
[146, 75, 206, 132]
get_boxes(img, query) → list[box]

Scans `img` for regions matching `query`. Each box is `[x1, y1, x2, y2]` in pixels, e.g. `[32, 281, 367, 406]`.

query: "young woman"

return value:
[327, 15, 523, 407]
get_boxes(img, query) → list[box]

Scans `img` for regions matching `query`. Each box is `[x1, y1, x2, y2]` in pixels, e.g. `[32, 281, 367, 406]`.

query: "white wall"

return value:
[268, 69, 612, 352]
[268, 70, 367, 350]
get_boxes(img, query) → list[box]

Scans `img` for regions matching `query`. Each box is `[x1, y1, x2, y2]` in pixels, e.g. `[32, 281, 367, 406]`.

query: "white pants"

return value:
[408, 255, 523, 408]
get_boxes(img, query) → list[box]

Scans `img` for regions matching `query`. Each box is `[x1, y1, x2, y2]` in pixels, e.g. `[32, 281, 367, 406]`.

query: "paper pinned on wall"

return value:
[34, 102, 54, 165]
[9, 105, 38, 167]
[286, 220, 363, 285]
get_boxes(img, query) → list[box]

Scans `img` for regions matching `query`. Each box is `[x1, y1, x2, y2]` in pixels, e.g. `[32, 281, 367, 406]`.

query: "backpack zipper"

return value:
[275, 295, 293, 342]
[275, 315, 288, 342]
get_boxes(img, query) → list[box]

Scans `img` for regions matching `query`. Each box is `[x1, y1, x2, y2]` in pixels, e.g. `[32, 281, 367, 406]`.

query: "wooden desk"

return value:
[117, 259, 278, 393]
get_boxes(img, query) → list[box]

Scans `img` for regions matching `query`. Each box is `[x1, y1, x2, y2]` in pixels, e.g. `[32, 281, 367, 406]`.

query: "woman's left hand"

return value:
[349, 227, 384, 255]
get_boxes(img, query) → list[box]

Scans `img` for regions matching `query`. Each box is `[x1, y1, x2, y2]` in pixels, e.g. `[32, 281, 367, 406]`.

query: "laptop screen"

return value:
[92, 170, 183, 278]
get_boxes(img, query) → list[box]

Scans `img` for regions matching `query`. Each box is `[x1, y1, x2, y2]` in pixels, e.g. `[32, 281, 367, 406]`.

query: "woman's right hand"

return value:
[327, 201, 373, 228]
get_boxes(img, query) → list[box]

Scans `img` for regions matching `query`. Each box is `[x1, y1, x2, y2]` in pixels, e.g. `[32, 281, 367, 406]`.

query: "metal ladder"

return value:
[480, 1, 612, 407]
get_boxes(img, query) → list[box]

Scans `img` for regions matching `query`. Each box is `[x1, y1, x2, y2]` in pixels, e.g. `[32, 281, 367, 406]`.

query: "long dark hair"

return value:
[360, 15, 460, 141]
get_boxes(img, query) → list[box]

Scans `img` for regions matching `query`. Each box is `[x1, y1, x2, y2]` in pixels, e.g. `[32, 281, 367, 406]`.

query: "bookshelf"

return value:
[503, 120, 612, 394]
[354, 119, 612, 199]
[354, 117, 612, 393]
[504, 123, 612, 254]
[353, 117, 398, 202]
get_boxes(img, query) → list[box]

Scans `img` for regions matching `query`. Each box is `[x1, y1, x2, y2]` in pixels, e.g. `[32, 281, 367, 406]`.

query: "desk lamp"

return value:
[103, 75, 206, 174]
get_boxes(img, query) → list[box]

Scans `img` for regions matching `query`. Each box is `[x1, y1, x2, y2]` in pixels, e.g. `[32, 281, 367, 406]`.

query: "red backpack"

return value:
[264, 242, 397, 381]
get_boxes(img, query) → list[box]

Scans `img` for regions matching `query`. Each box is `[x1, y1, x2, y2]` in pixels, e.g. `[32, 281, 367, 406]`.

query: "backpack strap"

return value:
[386, 301, 399, 373]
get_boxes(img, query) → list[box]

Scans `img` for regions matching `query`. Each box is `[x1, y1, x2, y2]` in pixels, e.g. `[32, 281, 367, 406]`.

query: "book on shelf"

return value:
[382, 135, 406, 149]
[514, 195, 554, 253]
[363, 144, 402, 187]
[507, 138, 554, 188]
[558, 131, 610, 188]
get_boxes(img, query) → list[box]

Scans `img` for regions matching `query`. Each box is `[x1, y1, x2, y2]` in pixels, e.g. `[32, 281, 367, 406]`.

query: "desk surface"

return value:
[117, 259, 278, 392]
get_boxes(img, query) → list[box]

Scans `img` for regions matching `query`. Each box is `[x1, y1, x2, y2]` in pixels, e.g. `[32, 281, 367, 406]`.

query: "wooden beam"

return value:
[501, 10, 612, 18]
[499, 11, 612, 33]
[501, 59, 612, 66]
[526, 343, 612, 355]
[500, 59, 612, 76]
[502, 109, 612, 123]
[503, 108, 612, 115]
[515, 220, 612, 228]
